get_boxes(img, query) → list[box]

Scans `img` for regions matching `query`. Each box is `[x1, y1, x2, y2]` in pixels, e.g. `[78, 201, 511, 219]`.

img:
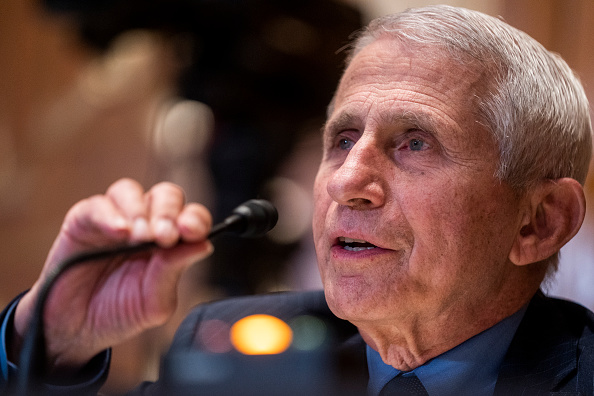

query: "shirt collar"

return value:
[366, 305, 527, 396]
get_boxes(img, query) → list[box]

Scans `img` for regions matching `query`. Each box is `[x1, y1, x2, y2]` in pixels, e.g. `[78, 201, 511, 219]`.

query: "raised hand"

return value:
[12, 178, 213, 376]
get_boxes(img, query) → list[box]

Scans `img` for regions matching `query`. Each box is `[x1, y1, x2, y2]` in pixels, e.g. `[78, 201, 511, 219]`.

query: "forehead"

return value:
[329, 37, 489, 140]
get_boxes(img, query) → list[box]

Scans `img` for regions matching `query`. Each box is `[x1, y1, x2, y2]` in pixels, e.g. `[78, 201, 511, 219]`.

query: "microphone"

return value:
[209, 199, 278, 239]
[15, 199, 278, 395]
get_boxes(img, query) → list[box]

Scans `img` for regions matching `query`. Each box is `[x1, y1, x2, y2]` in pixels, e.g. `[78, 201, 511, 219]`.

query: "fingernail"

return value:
[155, 218, 175, 241]
[181, 214, 207, 237]
[112, 216, 129, 231]
[132, 218, 150, 241]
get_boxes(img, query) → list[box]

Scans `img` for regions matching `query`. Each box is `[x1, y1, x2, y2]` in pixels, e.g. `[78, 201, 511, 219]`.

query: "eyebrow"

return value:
[382, 110, 441, 133]
[323, 112, 361, 136]
[324, 109, 441, 137]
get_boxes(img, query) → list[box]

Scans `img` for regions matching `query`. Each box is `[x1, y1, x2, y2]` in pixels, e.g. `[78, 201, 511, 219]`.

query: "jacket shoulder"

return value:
[495, 292, 594, 394]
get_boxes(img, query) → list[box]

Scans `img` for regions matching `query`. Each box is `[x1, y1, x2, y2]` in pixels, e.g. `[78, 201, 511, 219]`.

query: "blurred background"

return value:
[0, 0, 593, 393]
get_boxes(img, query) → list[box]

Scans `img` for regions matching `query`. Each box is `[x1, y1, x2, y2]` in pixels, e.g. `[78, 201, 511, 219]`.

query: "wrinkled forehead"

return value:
[329, 37, 491, 118]
[330, 38, 490, 124]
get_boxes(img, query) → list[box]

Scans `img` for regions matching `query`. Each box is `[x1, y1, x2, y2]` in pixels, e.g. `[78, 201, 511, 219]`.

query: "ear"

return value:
[509, 178, 586, 266]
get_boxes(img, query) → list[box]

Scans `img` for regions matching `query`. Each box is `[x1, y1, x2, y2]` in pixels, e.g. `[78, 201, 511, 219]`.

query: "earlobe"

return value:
[509, 178, 586, 266]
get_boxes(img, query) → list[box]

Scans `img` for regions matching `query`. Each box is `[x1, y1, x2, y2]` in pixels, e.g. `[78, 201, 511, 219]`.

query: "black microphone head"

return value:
[232, 199, 278, 238]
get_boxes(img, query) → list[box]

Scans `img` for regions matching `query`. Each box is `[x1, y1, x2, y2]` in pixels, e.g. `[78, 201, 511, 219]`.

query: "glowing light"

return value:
[230, 314, 293, 355]
[196, 319, 232, 353]
[289, 315, 328, 351]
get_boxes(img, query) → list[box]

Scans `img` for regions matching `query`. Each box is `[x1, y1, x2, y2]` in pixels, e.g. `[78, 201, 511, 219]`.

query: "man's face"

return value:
[313, 38, 524, 329]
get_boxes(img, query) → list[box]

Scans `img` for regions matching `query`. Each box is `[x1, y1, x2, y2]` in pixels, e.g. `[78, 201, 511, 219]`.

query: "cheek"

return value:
[312, 174, 330, 250]
[407, 182, 518, 276]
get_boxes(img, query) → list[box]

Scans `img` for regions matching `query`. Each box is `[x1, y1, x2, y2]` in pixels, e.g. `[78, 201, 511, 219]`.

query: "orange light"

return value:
[230, 314, 293, 355]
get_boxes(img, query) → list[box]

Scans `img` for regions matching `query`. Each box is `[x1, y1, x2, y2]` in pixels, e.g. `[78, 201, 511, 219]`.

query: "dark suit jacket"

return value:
[134, 290, 594, 395]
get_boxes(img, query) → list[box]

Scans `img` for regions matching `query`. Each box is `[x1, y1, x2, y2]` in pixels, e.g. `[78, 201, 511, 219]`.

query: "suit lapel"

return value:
[494, 291, 579, 395]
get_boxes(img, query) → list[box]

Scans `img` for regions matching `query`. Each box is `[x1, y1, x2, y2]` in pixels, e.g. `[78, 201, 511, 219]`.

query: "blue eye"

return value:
[338, 138, 354, 150]
[409, 139, 425, 151]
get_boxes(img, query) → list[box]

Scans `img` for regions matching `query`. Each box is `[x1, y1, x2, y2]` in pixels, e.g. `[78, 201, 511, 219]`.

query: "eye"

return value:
[338, 137, 355, 151]
[397, 135, 429, 152]
[409, 139, 425, 151]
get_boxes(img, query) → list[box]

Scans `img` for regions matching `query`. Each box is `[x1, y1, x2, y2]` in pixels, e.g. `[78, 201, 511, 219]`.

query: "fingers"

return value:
[105, 178, 211, 248]
[105, 178, 149, 242]
[178, 203, 212, 242]
[65, 195, 129, 240]
[147, 182, 185, 247]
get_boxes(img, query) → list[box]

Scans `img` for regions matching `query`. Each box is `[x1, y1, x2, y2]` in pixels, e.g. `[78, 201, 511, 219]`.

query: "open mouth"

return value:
[337, 237, 377, 251]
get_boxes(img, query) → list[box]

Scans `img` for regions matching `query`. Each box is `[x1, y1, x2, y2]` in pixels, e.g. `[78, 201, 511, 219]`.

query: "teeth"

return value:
[338, 236, 377, 251]
[344, 245, 375, 252]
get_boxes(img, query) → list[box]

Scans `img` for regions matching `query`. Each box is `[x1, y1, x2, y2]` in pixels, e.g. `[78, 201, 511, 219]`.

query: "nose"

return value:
[326, 136, 386, 210]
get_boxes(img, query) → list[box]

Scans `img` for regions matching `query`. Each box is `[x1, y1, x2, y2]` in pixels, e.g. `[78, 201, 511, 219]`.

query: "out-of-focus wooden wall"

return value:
[0, 0, 183, 391]
[501, 0, 594, 107]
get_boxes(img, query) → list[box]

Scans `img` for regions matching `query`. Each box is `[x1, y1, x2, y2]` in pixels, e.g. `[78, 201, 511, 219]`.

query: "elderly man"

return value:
[1, 4, 593, 395]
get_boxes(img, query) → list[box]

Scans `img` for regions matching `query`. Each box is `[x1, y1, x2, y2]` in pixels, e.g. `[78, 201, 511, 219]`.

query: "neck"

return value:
[355, 271, 543, 371]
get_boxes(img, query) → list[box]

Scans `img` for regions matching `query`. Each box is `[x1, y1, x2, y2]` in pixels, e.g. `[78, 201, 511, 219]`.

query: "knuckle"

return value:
[150, 182, 186, 202]
[67, 194, 103, 216]
[62, 194, 105, 232]
[107, 178, 143, 196]
[188, 203, 212, 224]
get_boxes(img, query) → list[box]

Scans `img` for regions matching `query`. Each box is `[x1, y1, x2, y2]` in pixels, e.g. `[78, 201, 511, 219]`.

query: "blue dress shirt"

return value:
[366, 306, 527, 396]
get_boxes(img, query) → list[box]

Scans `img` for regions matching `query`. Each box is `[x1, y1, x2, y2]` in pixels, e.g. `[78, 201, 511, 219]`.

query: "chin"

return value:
[323, 283, 382, 322]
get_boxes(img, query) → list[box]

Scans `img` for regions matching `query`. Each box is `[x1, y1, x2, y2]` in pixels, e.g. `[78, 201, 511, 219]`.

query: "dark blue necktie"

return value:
[378, 373, 429, 396]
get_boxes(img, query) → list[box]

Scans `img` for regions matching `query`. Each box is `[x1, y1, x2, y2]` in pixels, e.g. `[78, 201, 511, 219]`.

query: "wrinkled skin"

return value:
[312, 38, 540, 370]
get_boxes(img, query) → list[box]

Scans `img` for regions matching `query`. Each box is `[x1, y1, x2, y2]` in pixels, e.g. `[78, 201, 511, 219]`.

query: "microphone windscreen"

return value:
[232, 199, 278, 238]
